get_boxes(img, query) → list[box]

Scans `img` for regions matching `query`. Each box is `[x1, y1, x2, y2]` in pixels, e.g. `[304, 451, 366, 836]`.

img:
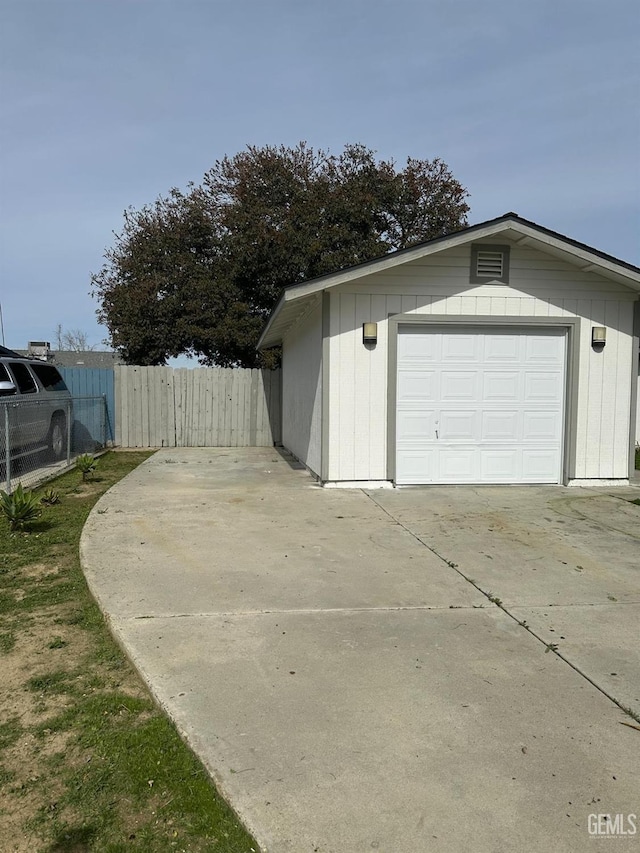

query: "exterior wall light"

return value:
[592, 326, 606, 348]
[363, 322, 378, 345]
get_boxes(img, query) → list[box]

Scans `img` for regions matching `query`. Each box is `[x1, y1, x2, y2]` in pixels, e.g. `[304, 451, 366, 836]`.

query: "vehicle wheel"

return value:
[48, 414, 66, 461]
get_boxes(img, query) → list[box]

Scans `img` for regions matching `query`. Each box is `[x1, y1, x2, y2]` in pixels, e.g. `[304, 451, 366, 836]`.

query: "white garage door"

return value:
[396, 326, 567, 485]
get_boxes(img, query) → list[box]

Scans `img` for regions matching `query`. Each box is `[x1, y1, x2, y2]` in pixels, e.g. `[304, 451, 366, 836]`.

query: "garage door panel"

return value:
[483, 334, 520, 362]
[396, 450, 436, 483]
[438, 449, 478, 481]
[523, 411, 562, 441]
[396, 326, 566, 485]
[522, 450, 561, 481]
[397, 370, 438, 402]
[439, 410, 478, 440]
[524, 371, 564, 401]
[483, 372, 520, 401]
[440, 371, 479, 401]
[441, 335, 480, 362]
[525, 334, 565, 363]
[397, 410, 437, 440]
[480, 449, 520, 480]
[481, 411, 519, 440]
[397, 330, 440, 361]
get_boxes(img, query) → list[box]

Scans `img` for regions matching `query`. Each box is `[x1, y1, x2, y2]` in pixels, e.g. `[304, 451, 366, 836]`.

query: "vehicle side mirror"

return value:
[0, 380, 17, 397]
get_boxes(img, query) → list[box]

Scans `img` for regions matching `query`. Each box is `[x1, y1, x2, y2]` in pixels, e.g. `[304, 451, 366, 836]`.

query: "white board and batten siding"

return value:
[281, 298, 323, 476]
[115, 366, 281, 448]
[325, 242, 637, 483]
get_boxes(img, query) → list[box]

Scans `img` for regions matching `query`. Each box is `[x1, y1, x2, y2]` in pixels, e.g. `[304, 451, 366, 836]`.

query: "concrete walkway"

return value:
[81, 449, 640, 853]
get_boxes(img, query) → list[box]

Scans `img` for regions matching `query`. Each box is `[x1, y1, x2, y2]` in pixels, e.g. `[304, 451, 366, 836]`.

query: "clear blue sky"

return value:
[1, 0, 638, 351]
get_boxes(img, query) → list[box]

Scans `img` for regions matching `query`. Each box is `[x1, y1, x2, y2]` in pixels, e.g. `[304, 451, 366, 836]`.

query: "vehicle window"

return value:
[30, 363, 68, 392]
[0, 363, 16, 395]
[8, 362, 38, 394]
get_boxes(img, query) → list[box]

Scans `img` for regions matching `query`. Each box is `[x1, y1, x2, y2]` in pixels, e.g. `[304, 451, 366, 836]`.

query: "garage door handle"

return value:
[435, 429, 439, 439]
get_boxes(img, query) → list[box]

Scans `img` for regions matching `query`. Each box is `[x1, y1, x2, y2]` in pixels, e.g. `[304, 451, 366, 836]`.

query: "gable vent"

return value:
[476, 251, 504, 278]
[470, 244, 510, 284]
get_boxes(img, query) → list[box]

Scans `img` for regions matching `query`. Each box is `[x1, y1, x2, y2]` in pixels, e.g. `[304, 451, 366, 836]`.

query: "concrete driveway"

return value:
[81, 449, 640, 853]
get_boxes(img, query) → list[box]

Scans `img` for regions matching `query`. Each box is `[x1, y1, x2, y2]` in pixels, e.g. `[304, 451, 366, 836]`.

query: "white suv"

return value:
[0, 348, 72, 463]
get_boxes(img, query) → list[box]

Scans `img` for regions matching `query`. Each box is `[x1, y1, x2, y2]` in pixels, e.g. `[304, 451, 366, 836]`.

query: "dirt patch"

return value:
[0, 610, 133, 851]
[20, 563, 61, 580]
[57, 476, 105, 501]
[0, 597, 121, 851]
[0, 788, 44, 853]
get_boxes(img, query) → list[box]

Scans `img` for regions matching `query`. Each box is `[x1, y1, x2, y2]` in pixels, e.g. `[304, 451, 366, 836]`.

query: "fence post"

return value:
[4, 405, 10, 493]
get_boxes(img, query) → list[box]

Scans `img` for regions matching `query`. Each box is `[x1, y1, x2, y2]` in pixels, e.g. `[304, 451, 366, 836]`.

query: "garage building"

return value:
[258, 213, 640, 486]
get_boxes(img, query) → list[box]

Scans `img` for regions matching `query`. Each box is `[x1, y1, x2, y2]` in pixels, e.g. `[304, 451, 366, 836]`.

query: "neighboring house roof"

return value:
[15, 350, 123, 369]
[257, 212, 640, 350]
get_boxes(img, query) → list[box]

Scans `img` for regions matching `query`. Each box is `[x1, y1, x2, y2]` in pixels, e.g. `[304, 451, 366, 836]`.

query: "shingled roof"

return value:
[14, 350, 122, 369]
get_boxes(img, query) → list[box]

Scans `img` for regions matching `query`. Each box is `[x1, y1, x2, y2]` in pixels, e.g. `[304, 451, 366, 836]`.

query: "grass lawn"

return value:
[0, 451, 258, 853]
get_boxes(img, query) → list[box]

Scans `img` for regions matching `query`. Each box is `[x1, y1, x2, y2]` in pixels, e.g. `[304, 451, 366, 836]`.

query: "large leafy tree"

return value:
[92, 143, 469, 367]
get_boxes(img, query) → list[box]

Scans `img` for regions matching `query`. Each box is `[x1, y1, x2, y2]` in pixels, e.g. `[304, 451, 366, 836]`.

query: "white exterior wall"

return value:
[326, 242, 638, 482]
[636, 375, 640, 446]
[282, 297, 323, 476]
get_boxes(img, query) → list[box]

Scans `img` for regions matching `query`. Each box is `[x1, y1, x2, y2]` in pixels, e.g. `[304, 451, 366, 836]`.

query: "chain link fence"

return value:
[0, 395, 109, 493]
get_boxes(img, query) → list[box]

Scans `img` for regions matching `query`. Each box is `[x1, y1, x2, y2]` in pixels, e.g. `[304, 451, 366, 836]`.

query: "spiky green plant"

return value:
[76, 453, 98, 481]
[0, 484, 42, 531]
[40, 487, 60, 505]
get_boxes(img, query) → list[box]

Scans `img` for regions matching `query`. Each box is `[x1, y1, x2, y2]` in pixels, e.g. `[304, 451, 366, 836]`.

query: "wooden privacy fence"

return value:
[115, 366, 281, 448]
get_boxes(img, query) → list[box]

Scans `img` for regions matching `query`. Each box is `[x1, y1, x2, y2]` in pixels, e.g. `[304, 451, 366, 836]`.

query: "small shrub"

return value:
[0, 484, 42, 531]
[76, 454, 98, 481]
[40, 487, 60, 506]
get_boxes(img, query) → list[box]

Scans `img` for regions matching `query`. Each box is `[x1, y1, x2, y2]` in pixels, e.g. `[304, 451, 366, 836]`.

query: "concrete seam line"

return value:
[363, 491, 640, 725]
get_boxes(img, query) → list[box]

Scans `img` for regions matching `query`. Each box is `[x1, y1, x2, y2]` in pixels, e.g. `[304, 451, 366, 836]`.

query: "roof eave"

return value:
[256, 214, 640, 349]
[257, 291, 286, 350]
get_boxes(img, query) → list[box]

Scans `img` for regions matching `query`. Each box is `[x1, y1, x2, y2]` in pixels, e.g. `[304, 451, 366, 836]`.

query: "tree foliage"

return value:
[92, 143, 469, 367]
